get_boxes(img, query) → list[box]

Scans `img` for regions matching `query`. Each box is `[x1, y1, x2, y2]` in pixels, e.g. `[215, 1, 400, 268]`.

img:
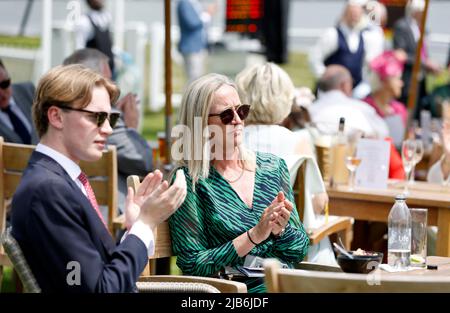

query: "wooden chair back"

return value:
[264, 259, 450, 292]
[0, 137, 118, 260]
[291, 156, 353, 252]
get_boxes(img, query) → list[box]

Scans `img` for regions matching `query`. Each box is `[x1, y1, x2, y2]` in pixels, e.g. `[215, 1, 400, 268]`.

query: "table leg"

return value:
[437, 207, 450, 256]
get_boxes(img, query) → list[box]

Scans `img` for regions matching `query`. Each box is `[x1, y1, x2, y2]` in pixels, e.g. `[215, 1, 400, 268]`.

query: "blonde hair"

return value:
[176, 73, 254, 188]
[235, 62, 294, 125]
[33, 64, 119, 137]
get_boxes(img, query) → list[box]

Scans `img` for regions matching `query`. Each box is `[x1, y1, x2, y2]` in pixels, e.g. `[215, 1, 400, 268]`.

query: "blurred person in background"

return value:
[0, 58, 38, 144]
[309, 1, 369, 98]
[236, 62, 314, 160]
[393, 0, 442, 115]
[177, 0, 217, 83]
[363, 50, 408, 146]
[75, 0, 115, 77]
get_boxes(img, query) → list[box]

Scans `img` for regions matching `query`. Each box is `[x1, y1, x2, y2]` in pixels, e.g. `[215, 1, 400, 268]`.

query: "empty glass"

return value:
[410, 208, 428, 268]
[409, 139, 424, 184]
[401, 140, 416, 195]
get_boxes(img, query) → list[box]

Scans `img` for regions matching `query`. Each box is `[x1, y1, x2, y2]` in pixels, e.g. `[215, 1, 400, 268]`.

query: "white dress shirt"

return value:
[309, 90, 389, 139]
[35, 143, 154, 256]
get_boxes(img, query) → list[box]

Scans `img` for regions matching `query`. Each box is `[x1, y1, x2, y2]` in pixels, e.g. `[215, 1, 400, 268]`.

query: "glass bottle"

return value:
[388, 194, 412, 270]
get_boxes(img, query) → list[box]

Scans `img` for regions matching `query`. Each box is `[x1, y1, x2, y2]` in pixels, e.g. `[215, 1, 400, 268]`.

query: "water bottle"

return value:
[388, 194, 412, 269]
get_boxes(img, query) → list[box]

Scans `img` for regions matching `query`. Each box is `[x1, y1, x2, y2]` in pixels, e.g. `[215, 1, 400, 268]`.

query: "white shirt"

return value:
[35, 143, 154, 256]
[0, 97, 32, 133]
[74, 10, 112, 49]
[309, 90, 389, 139]
[309, 23, 366, 79]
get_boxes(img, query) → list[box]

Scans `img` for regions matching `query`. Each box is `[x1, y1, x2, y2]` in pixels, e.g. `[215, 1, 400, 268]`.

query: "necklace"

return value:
[223, 168, 245, 184]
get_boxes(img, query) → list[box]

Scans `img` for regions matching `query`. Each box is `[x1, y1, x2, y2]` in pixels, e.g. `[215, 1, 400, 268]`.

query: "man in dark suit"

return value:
[0, 59, 38, 144]
[393, 0, 442, 116]
[11, 64, 187, 292]
[63, 48, 152, 214]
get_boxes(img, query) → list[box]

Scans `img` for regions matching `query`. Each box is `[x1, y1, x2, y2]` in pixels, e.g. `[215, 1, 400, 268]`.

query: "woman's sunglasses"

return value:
[208, 104, 251, 125]
[56, 105, 121, 128]
[0, 78, 11, 90]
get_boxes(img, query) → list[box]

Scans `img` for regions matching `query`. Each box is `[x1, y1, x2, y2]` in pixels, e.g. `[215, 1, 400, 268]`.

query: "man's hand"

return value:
[124, 169, 187, 231]
[116, 93, 140, 129]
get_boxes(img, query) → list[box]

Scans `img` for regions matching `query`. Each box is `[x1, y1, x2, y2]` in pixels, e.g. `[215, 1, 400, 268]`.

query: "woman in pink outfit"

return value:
[363, 50, 408, 127]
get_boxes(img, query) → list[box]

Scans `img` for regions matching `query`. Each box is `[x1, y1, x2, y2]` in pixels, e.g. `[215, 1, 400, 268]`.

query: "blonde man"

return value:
[11, 65, 186, 292]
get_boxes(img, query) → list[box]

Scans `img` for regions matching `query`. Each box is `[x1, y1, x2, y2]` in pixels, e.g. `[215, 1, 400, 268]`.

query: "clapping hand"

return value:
[271, 192, 293, 236]
[125, 169, 187, 230]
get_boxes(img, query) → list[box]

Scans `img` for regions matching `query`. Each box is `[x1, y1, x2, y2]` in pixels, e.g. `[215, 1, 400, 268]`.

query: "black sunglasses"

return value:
[57, 105, 120, 128]
[208, 104, 251, 125]
[0, 78, 11, 90]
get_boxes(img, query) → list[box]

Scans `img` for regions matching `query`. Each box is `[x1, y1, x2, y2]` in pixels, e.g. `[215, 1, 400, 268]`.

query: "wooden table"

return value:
[327, 181, 450, 256]
[378, 256, 450, 277]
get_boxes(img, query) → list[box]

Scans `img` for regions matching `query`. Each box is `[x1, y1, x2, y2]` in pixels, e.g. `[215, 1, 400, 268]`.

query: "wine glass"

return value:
[345, 153, 362, 191]
[409, 139, 424, 184]
[401, 139, 416, 194]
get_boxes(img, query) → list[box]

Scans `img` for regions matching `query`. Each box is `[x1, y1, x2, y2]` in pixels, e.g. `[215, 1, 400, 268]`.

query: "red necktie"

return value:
[78, 172, 108, 229]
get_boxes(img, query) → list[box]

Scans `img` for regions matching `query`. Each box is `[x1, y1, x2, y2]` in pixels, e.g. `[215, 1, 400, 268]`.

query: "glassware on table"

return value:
[409, 208, 428, 268]
[345, 154, 362, 191]
[401, 139, 416, 195]
[409, 139, 424, 184]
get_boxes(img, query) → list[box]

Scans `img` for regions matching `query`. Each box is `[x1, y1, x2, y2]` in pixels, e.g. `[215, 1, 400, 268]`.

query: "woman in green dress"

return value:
[169, 73, 309, 293]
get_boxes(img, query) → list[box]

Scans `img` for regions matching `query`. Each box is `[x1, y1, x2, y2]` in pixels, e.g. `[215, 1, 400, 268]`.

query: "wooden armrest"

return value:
[307, 216, 354, 248]
[295, 261, 342, 272]
[0, 253, 12, 267]
[138, 275, 247, 293]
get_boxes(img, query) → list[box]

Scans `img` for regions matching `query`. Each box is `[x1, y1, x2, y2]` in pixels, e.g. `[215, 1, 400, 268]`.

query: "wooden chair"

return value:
[0, 226, 222, 293]
[264, 259, 450, 292]
[0, 137, 118, 286]
[126, 175, 247, 293]
[291, 156, 354, 252]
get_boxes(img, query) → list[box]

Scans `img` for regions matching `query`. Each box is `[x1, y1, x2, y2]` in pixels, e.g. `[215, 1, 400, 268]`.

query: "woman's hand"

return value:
[250, 197, 285, 243]
[271, 192, 293, 236]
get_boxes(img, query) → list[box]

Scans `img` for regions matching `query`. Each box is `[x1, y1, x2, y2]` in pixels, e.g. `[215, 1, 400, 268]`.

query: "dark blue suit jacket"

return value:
[11, 151, 148, 292]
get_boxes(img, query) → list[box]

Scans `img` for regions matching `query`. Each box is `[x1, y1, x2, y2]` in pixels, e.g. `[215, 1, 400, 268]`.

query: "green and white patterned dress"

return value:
[169, 152, 309, 293]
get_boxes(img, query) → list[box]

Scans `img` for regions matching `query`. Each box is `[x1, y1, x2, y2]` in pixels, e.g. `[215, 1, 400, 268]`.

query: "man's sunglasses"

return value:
[208, 104, 251, 125]
[0, 78, 11, 90]
[56, 105, 120, 128]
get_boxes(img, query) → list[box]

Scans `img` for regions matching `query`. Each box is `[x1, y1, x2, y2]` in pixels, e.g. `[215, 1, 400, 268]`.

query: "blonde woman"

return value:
[236, 62, 314, 160]
[169, 73, 309, 293]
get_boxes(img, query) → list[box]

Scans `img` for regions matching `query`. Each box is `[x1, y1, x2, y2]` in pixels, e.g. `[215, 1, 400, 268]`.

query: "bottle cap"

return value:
[395, 194, 406, 201]
[427, 264, 438, 270]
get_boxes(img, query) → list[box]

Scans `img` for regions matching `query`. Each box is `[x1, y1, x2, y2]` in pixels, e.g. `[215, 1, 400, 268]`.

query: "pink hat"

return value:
[370, 51, 405, 81]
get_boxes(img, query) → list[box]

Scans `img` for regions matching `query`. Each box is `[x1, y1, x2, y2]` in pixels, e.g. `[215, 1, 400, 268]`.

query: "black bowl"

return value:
[337, 251, 383, 274]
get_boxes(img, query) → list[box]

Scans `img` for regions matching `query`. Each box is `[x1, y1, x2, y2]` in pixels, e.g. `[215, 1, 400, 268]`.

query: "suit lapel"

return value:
[30, 152, 116, 257]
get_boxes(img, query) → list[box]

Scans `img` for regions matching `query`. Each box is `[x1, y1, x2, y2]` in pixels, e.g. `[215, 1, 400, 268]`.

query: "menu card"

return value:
[355, 139, 390, 189]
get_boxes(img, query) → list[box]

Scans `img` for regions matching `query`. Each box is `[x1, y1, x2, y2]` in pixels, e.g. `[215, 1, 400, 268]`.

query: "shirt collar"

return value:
[35, 143, 81, 181]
